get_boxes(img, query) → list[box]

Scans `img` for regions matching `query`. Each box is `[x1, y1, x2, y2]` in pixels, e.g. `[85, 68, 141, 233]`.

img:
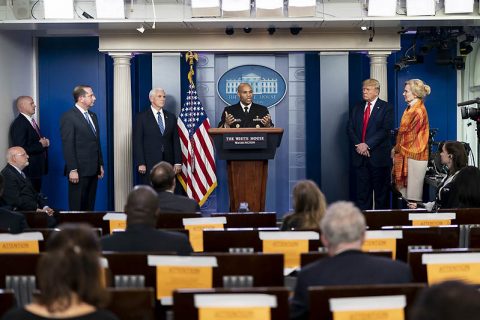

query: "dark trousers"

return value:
[68, 176, 98, 211]
[355, 163, 390, 210]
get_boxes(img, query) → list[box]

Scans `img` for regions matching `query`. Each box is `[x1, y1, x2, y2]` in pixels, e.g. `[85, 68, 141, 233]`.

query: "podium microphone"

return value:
[457, 98, 480, 106]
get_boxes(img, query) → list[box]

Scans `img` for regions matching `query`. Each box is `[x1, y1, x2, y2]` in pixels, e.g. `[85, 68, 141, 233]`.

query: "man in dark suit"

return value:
[101, 185, 193, 254]
[347, 79, 393, 210]
[150, 161, 200, 212]
[9, 96, 49, 192]
[60, 85, 104, 211]
[0, 173, 28, 233]
[290, 201, 412, 320]
[1, 147, 54, 216]
[218, 83, 273, 128]
[133, 88, 181, 185]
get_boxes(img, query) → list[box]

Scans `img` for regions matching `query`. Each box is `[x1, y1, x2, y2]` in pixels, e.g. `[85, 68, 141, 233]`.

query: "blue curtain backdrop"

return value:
[38, 37, 109, 210]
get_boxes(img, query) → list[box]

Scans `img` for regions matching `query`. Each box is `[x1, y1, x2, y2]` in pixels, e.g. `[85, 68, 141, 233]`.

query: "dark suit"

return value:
[100, 224, 193, 255]
[347, 98, 393, 209]
[133, 108, 181, 184]
[290, 250, 412, 320]
[218, 103, 272, 128]
[0, 207, 28, 234]
[1, 164, 47, 211]
[60, 106, 103, 211]
[157, 191, 200, 212]
[9, 114, 48, 192]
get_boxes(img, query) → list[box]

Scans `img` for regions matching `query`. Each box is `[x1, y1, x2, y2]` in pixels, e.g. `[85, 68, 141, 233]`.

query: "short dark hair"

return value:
[36, 224, 108, 312]
[410, 281, 480, 320]
[73, 85, 92, 102]
[124, 185, 160, 226]
[150, 161, 175, 192]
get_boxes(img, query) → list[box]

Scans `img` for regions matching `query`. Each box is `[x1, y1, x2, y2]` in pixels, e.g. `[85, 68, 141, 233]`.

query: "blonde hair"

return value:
[405, 79, 431, 99]
[290, 180, 327, 229]
[362, 79, 380, 91]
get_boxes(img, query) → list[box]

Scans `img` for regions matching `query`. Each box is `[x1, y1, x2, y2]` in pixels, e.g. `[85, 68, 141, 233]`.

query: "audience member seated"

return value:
[281, 180, 326, 230]
[101, 185, 193, 254]
[1, 147, 54, 215]
[2, 224, 118, 320]
[290, 201, 412, 320]
[0, 173, 28, 233]
[454, 166, 480, 208]
[150, 161, 200, 213]
[410, 281, 480, 320]
[408, 141, 467, 211]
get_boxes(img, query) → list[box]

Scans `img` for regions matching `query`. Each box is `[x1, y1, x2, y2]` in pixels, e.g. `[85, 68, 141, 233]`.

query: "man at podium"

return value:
[218, 83, 273, 128]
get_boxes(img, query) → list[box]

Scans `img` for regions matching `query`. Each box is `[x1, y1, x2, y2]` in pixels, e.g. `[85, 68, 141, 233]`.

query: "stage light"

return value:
[225, 27, 234, 36]
[444, 0, 474, 14]
[243, 27, 252, 34]
[256, 0, 283, 17]
[406, 0, 435, 16]
[288, 0, 316, 17]
[290, 27, 302, 35]
[136, 25, 145, 33]
[222, 0, 251, 17]
[267, 27, 276, 35]
[459, 34, 474, 56]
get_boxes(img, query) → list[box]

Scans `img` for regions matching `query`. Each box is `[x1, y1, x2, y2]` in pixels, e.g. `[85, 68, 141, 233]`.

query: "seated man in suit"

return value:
[0, 173, 28, 233]
[290, 201, 412, 320]
[150, 161, 200, 212]
[1, 147, 54, 215]
[101, 185, 193, 255]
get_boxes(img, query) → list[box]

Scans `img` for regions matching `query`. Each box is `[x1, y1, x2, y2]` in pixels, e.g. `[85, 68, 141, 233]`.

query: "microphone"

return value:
[457, 98, 480, 106]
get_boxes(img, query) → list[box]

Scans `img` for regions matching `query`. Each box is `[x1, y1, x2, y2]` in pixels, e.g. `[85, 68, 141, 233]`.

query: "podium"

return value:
[208, 128, 283, 212]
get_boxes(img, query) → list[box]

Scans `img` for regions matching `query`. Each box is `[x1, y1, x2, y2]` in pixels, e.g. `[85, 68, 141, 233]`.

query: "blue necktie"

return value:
[157, 111, 165, 135]
[83, 112, 96, 135]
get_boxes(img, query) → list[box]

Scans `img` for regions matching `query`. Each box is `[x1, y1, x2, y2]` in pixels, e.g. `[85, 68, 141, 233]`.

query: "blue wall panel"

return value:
[39, 37, 109, 210]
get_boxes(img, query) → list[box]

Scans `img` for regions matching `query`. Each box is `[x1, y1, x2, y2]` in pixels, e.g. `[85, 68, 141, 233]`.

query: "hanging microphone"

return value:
[457, 98, 480, 106]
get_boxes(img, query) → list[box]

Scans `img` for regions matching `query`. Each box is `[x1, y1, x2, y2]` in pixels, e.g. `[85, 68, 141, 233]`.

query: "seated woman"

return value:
[454, 166, 480, 208]
[408, 141, 467, 211]
[281, 180, 327, 230]
[3, 224, 118, 320]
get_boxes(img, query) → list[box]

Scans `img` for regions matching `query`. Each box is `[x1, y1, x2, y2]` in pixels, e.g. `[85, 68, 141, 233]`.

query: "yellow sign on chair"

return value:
[409, 213, 455, 227]
[183, 217, 226, 252]
[148, 255, 217, 302]
[103, 213, 127, 234]
[195, 294, 277, 320]
[423, 252, 480, 285]
[362, 230, 402, 259]
[330, 295, 406, 320]
[0, 232, 43, 253]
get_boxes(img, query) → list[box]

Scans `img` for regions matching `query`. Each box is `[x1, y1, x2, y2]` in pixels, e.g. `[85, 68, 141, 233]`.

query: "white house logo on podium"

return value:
[218, 65, 287, 108]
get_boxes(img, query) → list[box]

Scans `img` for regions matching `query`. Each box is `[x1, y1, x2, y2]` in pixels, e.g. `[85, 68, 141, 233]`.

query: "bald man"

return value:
[101, 185, 192, 254]
[9, 96, 49, 192]
[1, 147, 53, 215]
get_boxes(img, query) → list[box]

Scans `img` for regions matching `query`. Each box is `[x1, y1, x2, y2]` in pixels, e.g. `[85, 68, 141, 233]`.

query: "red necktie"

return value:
[31, 118, 42, 138]
[361, 102, 371, 143]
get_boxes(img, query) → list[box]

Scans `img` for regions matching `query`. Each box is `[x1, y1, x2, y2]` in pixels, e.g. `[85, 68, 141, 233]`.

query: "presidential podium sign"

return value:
[208, 128, 283, 212]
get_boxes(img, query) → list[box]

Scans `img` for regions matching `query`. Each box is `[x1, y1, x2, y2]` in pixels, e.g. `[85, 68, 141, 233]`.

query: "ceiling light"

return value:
[136, 25, 145, 33]
[243, 27, 252, 34]
[290, 27, 302, 35]
[267, 27, 276, 35]
[225, 27, 234, 36]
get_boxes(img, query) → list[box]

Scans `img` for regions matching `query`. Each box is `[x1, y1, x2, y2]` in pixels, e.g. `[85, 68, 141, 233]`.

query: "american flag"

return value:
[177, 83, 217, 205]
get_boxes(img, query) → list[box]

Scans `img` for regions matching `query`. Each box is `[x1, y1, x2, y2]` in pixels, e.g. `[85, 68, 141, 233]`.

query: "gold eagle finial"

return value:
[185, 51, 199, 85]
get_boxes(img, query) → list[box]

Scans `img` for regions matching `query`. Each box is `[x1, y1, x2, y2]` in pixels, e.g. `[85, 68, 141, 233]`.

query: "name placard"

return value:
[422, 252, 480, 284]
[183, 217, 226, 252]
[223, 133, 267, 149]
[148, 255, 217, 302]
[103, 213, 127, 234]
[329, 295, 406, 320]
[259, 231, 319, 270]
[362, 231, 403, 259]
[0, 232, 44, 253]
[195, 294, 277, 320]
[409, 213, 455, 227]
